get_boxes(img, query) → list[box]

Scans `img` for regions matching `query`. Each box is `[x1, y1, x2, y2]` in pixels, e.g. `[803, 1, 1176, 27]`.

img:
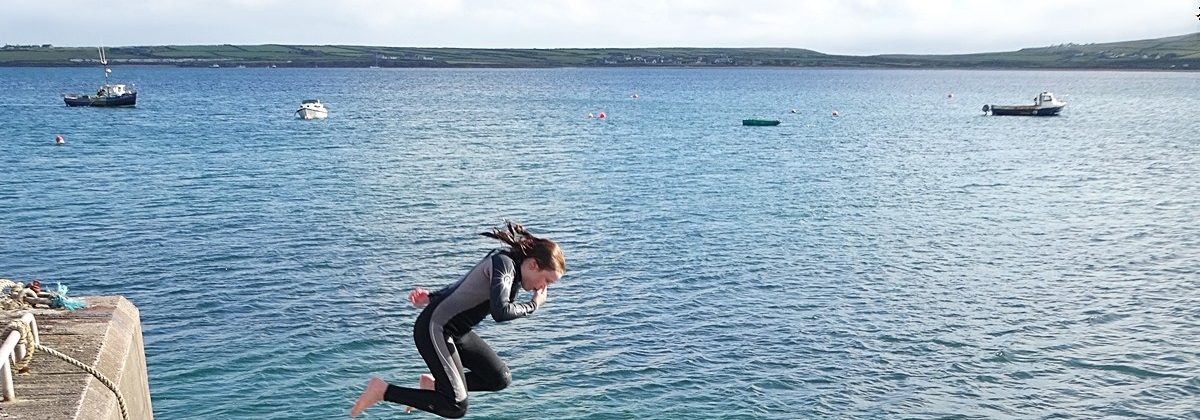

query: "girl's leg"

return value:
[456, 331, 512, 392]
[404, 374, 436, 413]
[353, 307, 469, 418]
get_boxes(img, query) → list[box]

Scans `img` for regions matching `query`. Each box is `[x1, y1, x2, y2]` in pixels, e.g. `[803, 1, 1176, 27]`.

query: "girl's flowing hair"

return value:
[481, 221, 566, 274]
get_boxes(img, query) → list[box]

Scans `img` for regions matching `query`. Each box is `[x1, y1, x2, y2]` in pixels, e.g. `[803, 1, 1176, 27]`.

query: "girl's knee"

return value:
[475, 368, 511, 392]
[492, 368, 512, 391]
[443, 400, 469, 418]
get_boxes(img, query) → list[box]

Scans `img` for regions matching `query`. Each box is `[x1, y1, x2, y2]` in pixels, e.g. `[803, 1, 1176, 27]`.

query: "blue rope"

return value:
[51, 282, 86, 311]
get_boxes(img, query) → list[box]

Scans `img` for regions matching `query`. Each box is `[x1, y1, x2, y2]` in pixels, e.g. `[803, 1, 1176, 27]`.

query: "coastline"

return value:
[2, 32, 1197, 71]
[1, 63, 1198, 72]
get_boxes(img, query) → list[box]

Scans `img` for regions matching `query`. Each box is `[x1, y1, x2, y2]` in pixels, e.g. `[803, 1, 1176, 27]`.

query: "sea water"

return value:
[1, 67, 1198, 418]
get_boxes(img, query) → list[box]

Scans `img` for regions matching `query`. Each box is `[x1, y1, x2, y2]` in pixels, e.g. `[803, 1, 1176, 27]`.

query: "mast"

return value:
[98, 46, 111, 86]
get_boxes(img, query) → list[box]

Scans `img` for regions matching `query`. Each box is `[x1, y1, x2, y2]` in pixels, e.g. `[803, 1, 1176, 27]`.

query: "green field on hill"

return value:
[2, 33, 1197, 70]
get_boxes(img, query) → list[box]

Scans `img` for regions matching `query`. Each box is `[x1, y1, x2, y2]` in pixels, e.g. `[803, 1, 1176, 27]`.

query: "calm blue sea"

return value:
[1, 66, 1198, 419]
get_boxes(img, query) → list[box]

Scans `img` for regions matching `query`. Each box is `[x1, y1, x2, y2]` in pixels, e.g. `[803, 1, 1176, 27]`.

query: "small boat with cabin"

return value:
[296, 99, 329, 120]
[983, 92, 1066, 116]
[63, 47, 137, 107]
[742, 119, 781, 126]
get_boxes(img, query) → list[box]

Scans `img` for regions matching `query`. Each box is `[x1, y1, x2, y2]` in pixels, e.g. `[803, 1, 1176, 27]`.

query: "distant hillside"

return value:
[2, 33, 1197, 70]
[868, 33, 1200, 69]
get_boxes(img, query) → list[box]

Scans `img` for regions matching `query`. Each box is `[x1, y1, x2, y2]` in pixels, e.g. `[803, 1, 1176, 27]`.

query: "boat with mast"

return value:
[63, 47, 137, 107]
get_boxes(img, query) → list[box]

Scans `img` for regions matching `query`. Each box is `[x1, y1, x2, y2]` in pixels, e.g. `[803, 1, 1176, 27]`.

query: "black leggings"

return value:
[383, 308, 511, 418]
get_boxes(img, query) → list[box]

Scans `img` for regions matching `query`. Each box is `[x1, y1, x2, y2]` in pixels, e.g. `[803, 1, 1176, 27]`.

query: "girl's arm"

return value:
[489, 254, 538, 322]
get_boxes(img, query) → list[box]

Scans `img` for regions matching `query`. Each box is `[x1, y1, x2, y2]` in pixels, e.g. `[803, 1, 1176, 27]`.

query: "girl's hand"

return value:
[532, 288, 548, 307]
[409, 288, 430, 308]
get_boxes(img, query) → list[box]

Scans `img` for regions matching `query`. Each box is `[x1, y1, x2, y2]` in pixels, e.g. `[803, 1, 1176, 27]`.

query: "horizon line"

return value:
[6, 30, 1193, 56]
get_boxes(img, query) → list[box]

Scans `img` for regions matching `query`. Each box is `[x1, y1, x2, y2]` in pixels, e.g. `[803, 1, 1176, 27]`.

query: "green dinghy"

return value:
[742, 119, 781, 126]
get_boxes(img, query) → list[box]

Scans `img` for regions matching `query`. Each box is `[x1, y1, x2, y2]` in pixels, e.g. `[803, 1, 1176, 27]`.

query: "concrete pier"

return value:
[0, 296, 153, 419]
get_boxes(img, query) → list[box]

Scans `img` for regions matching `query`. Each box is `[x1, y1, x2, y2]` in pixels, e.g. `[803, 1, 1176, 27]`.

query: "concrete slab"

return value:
[0, 296, 153, 420]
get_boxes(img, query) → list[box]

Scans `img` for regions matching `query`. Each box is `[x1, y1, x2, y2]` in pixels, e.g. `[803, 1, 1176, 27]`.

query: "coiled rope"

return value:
[7, 320, 33, 373]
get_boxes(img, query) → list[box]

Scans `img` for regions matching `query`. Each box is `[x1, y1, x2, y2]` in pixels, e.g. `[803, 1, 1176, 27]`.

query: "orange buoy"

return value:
[54, 135, 65, 145]
[598, 112, 606, 119]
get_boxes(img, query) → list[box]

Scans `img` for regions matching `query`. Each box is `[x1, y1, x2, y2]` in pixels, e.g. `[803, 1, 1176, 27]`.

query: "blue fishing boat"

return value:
[63, 47, 137, 107]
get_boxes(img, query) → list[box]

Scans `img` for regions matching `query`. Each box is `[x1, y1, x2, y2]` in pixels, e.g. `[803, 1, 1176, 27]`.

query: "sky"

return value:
[3, 0, 1198, 55]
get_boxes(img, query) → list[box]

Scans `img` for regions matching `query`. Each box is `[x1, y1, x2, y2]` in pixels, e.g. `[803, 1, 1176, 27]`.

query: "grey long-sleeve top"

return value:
[426, 249, 538, 336]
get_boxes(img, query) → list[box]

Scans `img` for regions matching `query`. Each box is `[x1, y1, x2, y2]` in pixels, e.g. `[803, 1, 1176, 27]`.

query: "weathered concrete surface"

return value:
[0, 296, 153, 419]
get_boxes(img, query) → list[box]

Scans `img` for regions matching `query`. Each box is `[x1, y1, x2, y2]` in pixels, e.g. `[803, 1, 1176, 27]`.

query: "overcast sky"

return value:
[4, 1, 1198, 55]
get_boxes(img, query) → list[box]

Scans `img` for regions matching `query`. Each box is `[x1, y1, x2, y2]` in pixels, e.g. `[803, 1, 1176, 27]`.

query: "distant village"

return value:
[32, 48, 765, 67]
[2, 44, 54, 49]
[599, 53, 741, 65]
[2, 42, 750, 66]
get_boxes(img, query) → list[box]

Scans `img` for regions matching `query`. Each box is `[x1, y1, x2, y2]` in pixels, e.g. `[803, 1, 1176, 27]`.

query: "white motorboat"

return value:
[983, 92, 1066, 116]
[296, 99, 329, 120]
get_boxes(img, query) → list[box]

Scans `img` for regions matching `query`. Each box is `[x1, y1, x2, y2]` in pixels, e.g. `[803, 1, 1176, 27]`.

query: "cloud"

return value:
[2, 0, 1196, 54]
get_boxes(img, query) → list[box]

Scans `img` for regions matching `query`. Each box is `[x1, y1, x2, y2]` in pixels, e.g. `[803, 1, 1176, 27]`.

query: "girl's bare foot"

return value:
[350, 377, 387, 417]
[404, 374, 436, 413]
